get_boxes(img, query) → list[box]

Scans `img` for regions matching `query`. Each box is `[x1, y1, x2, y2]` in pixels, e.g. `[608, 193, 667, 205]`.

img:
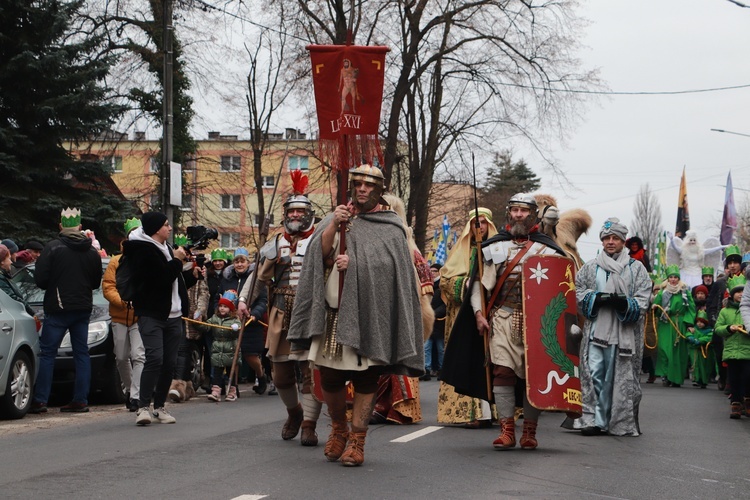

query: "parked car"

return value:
[0, 288, 40, 419]
[11, 259, 124, 404]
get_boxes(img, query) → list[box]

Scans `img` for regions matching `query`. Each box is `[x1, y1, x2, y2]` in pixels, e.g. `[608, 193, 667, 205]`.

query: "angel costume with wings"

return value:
[668, 230, 725, 288]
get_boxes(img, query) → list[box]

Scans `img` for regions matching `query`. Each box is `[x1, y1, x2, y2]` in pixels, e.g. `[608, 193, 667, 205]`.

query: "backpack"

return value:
[116, 255, 137, 302]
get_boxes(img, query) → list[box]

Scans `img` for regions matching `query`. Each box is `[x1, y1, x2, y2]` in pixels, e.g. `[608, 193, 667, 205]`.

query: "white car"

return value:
[0, 288, 40, 419]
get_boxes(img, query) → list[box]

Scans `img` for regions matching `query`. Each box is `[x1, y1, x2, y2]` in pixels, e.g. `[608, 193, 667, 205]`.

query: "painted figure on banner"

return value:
[339, 59, 360, 115]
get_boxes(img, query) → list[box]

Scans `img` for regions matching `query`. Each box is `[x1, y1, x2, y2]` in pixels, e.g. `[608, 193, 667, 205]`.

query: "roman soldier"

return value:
[239, 170, 322, 446]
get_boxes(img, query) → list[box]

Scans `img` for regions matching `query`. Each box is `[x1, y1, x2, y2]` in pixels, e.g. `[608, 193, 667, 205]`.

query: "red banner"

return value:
[307, 45, 389, 171]
[523, 254, 582, 415]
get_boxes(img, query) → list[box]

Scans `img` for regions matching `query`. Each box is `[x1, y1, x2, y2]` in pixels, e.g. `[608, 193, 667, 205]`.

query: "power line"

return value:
[192, 0, 750, 97]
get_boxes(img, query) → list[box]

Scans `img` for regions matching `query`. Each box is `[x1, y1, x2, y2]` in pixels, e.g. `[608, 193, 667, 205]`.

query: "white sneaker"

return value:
[152, 406, 176, 424]
[136, 407, 152, 426]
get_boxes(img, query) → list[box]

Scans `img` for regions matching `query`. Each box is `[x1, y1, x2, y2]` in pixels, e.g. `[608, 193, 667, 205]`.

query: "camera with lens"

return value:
[184, 226, 219, 267]
[186, 225, 219, 250]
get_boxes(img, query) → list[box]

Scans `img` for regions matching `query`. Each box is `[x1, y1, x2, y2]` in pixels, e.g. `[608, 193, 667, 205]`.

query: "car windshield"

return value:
[11, 261, 108, 307]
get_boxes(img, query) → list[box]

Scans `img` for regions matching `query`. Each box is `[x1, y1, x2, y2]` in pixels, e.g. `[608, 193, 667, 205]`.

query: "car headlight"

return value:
[59, 321, 110, 348]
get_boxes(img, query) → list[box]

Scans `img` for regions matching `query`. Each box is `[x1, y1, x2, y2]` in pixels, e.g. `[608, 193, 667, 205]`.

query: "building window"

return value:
[288, 156, 309, 171]
[254, 213, 275, 226]
[220, 156, 241, 172]
[220, 194, 241, 211]
[262, 176, 275, 188]
[149, 157, 159, 173]
[181, 194, 193, 212]
[105, 155, 123, 172]
[220, 233, 241, 249]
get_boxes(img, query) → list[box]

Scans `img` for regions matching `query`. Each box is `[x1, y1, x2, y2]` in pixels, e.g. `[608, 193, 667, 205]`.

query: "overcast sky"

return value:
[191, 0, 750, 263]
[524, 0, 750, 261]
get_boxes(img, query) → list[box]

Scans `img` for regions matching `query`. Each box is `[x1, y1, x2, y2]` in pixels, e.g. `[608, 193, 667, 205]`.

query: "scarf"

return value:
[659, 280, 688, 319]
[591, 250, 635, 356]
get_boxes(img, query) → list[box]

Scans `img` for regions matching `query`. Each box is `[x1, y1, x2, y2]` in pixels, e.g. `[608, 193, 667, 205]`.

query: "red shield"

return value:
[522, 254, 582, 415]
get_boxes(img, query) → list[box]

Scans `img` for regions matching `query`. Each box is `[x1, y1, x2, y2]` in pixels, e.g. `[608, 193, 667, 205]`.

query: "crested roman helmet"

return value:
[506, 192, 539, 222]
[283, 170, 314, 233]
[349, 164, 387, 210]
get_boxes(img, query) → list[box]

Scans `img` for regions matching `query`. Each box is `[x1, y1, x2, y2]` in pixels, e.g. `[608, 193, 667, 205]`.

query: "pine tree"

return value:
[480, 151, 541, 218]
[0, 0, 130, 247]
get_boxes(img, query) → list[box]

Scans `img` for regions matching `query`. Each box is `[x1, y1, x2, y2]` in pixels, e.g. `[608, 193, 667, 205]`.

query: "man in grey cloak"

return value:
[287, 164, 424, 467]
[575, 217, 652, 436]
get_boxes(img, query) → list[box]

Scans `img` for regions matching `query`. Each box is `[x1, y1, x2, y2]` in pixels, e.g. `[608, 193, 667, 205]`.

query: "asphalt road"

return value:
[0, 376, 748, 500]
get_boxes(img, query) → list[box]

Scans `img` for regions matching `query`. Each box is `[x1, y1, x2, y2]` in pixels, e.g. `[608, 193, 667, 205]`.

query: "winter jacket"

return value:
[715, 301, 750, 360]
[214, 264, 252, 312]
[102, 254, 137, 326]
[198, 314, 241, 368]
[121, 239, 197, 321]
[430, 278, 446, 340]
[186, 275, 210, 340]
[34, 229, 102, 314]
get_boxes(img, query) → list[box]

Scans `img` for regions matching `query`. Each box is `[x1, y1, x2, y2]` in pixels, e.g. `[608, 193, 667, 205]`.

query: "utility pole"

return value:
[161, 0, 175, 231]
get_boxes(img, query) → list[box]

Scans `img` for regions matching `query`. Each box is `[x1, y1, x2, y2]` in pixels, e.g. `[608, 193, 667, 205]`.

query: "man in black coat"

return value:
[31, 208, 102, 414]
[122, 212, 196, 425]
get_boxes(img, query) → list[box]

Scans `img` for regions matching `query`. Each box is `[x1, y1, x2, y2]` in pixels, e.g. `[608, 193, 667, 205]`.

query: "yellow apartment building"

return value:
[70, 129, 336, 252]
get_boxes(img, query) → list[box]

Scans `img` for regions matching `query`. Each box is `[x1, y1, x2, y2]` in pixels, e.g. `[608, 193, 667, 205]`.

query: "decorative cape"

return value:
[287, 210, 424, 376]
[440, 229, 566, 401]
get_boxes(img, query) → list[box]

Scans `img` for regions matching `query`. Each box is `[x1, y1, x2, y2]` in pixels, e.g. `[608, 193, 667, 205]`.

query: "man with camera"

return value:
[122, 211, 196, 425]
[575, 217, 652, 437]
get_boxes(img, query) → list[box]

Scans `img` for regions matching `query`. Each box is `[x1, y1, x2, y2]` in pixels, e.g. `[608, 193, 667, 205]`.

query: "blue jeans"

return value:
[424, 336, 445, 372]
[34, 310, 92, 404]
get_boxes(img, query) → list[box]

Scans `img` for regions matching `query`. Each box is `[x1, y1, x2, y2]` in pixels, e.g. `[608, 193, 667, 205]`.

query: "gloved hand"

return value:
[687, 336, 699, 346]
[610, 293, 628, 312]
[591, 293, 610, 314]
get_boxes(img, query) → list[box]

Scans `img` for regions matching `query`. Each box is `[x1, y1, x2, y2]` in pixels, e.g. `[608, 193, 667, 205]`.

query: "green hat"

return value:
[124, 217, 141, 235]
[728, 274, 747, 295]
[725, 245, 742, 263]
[666, 264, 680, 278]
[701, 266, 714, 276]
[173, 234, 191, 247]
[696, 310, 709, 323]
[211, 248, 228, 262]
[60, 207, 82, 228]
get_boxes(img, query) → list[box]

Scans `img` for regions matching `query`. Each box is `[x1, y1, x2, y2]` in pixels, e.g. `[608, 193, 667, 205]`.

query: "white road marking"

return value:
[231, 495, 267, 500]
[390, 425, 443, 443]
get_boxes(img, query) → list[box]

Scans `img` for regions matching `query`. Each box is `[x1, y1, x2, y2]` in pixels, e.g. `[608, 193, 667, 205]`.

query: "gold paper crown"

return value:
[60, 207, 82, 228]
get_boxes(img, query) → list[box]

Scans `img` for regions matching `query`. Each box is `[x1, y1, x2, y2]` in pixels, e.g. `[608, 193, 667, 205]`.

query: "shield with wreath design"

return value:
[523, 254, 582, 415]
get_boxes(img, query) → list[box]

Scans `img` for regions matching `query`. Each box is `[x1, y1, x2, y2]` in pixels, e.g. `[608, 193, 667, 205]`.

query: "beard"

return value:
[509, 218, 533, 237]
[284, 219, 304, 234]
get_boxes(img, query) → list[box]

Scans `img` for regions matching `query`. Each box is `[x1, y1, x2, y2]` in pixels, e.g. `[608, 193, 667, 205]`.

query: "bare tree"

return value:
[276, 0, 599, 251]
[631, 184, 663, 263]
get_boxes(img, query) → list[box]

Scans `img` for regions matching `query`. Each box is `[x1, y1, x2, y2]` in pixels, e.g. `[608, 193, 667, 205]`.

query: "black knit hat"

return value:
[141, 212, 168, 236]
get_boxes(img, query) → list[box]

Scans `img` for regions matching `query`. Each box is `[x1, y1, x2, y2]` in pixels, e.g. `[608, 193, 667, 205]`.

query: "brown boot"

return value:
[324, 421, 349, 462]
[492, 418, 516, 450]
[168, 380, 185, 403]
[340, 428, 367, 466]
[519, 419, 538, 450]
[300, 420, 318, 446]
[731, 402, 742, 419]
[282, 404, 304, 440]
[184, 381, 195, 401]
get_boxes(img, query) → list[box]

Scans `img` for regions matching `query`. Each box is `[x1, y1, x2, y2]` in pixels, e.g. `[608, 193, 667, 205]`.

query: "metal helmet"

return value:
[506, 193, 539, 222]
[349, 164, 386, 211]
[283, 194, 315, 233]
